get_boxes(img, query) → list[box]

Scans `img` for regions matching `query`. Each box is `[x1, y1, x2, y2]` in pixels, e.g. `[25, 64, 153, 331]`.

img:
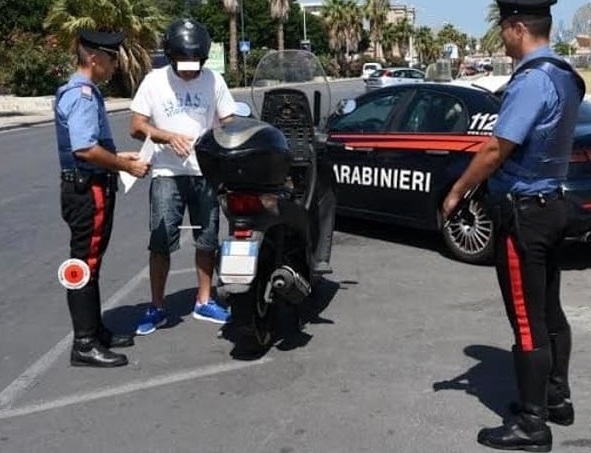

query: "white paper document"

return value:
[119, 136, 155, 194]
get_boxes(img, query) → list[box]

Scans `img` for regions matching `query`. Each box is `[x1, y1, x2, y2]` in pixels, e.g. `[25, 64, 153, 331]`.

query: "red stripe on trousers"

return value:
[88, 185, 105, 276]
[506, 236, 533, 351]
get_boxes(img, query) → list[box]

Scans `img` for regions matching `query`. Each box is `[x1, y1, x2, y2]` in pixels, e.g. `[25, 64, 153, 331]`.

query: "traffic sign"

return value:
[208, 42, 226, 74]
[239, 40, 250, 53]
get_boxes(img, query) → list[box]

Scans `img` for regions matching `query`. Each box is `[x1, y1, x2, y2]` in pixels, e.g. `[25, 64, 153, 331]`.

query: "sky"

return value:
[299, 0, 588, 38]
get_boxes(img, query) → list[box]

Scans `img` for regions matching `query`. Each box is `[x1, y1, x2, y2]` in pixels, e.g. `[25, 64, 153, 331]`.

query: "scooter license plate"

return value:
[220, 240, 258, 276]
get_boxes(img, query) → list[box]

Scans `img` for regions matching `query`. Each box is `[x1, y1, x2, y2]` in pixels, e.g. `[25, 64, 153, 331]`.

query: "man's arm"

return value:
[74, 146, 150, 178]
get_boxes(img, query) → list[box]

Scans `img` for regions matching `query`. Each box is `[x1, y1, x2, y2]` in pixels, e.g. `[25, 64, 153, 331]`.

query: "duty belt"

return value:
[61, 169, 115, 185]
[511, 189, 564, 209]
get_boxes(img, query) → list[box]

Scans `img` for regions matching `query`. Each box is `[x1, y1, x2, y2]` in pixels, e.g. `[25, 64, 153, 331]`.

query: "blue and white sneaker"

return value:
[193, 299, 230, 324]
[135, 305, 167, 335]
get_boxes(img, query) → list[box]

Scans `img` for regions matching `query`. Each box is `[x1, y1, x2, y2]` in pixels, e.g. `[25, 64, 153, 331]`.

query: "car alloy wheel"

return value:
[442, 197, 495, 264]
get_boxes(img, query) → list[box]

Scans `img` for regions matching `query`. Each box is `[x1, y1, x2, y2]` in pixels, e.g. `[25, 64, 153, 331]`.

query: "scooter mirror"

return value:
[235, 102, 252, 118]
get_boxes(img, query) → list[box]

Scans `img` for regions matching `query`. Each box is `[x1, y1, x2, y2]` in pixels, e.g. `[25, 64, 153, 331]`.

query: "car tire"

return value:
[441, 197, 495, 265]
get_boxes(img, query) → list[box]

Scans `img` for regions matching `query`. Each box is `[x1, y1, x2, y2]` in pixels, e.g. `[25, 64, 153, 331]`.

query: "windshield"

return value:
[250, 50, 331, 129]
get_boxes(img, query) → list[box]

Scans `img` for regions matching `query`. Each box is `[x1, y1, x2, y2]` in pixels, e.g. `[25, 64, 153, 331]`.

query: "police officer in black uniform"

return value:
[55, 30, 150, 367]
[443, 1, 585, 451]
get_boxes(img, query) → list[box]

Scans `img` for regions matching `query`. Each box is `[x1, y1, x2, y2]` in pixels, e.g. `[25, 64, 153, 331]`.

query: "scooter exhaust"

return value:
[269, 265, 311, 304]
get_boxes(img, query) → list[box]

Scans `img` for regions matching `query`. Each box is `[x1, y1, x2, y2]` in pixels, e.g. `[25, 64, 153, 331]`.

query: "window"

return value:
[399, 91, 468, 133]
[328, 90, 411, 133]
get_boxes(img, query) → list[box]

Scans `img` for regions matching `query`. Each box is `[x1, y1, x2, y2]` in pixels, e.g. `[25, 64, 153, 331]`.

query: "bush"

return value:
[4, 33, 72, 96]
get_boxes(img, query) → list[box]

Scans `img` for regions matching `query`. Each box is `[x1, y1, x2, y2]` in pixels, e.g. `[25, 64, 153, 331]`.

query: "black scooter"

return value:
[197, 50, 331, 352]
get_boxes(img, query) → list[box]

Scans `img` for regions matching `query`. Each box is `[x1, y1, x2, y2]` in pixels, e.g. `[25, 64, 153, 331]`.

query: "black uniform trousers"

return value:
[61, 174, 116, 339]
[492, 194, 572, 415]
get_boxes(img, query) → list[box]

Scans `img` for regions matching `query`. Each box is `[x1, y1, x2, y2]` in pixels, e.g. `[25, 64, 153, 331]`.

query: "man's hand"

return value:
[119, 153, 150, 178]
[442, 189, 463, 221]
[167, 133, 194, 158]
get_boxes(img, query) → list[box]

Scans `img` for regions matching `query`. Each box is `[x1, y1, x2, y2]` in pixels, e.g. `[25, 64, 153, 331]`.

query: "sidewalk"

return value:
[0, 95, 132, 131]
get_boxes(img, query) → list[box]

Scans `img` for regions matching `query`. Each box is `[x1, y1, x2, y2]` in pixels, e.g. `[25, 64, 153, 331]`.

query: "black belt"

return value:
[512, 190, 563, 209]
[61, 170, 115, 185]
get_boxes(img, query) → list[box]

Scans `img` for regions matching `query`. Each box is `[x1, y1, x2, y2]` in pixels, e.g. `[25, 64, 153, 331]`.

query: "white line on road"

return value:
[0, 358, 271, 420]
[0, 266, 149, 410]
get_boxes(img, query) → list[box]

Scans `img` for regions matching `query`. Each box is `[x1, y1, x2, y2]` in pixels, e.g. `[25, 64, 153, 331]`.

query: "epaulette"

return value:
[81, 85, 93, 100]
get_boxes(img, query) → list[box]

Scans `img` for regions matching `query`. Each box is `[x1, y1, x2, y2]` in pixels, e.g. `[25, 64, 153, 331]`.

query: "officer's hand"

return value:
[442, 191, 462, 220]
[125, 159, 151, 178]
[117, 151, 141, 161]
[167, 133, 194, 158]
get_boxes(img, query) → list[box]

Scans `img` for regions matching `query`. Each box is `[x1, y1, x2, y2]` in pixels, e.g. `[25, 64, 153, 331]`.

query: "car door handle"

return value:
[346, 146, 373, 152]
[425, 149, 450, 155]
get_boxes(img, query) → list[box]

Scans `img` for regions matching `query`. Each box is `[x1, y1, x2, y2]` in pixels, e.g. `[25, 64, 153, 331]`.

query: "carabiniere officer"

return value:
[443, 0, 585, 451]
[55, 30, 150, 367]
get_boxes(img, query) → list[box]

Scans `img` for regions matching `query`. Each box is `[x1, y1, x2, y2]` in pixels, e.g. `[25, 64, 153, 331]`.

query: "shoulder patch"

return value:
[81, 85, 93, 99]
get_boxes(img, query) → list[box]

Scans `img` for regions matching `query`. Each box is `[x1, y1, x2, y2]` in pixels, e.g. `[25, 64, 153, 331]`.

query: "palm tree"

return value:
[364, 0, 388, 61]
[321, 0, 346, 56]
[414, 25, 437, 64]
[341, 0, 363, 58]
[391, 17, 414, 60]
[481, 1, 502, 55]
[269, 0, 290, 51]
[44, 0, 167, 94]
[223, 0, 239, 74]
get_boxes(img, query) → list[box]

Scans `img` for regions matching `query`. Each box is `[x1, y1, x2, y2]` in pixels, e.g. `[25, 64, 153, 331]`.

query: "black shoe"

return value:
[97, 328, 135, 348]
[509, 401, 574, 426]
[70, 338, 128, 368]
[313, 261, 333, 275]
[547, 400, 574, 426]
[477, 415, 552, 452]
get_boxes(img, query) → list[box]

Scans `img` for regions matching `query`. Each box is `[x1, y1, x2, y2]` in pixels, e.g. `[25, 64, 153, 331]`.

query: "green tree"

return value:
[44, 0, 168, 95]
[414, 25, 439, 64]
[554, 41, 575, 56]
[0, 0, 53, 37]
[481, 1, 502, 56]
[364, 0, 388, 61]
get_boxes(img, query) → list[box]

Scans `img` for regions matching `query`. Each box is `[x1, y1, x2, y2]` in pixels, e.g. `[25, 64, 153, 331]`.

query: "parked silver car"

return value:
[365, 67, 425, 91]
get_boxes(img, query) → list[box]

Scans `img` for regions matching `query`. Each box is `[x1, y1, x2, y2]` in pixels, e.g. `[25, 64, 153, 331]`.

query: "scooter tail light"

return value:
[234, 229, 253, 239]
[226, 193, 264, 215]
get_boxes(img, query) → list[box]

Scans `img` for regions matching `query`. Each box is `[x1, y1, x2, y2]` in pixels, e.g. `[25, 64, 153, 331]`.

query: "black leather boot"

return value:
[478, 347, 552, 452]
[91, 282, 134, 348]
[67, 286, 128, 367]
[547, 330, 574, 426]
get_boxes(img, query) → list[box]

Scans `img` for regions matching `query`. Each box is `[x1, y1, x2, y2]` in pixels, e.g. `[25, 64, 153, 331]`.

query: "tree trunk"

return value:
[278, 21, 284, 51]
[229, 13, 238, 73]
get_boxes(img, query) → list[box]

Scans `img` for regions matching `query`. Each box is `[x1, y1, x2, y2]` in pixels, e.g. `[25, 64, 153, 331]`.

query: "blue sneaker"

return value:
[135, 305, 167, 335]
[193, 300, 230, 324]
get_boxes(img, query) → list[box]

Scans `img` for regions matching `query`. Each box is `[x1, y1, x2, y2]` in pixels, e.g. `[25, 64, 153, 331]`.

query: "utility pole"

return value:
[240, 0, 247, 87]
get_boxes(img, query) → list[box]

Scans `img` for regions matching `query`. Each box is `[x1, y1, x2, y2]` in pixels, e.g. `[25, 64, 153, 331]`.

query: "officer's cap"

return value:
[79, 30, 126, 55]
[497, 0, 557, 24]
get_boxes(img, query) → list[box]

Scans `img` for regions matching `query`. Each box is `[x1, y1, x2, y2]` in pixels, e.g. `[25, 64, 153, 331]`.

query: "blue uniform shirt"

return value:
[489, 46, 579, 196]
[54, 73, 116, 172]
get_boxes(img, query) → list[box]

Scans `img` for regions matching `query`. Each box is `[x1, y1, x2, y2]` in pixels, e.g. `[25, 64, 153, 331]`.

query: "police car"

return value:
[324, 73, 591, 264]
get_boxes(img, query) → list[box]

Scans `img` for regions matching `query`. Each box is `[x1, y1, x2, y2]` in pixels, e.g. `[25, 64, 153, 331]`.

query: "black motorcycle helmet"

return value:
[163, 19, 211, 65]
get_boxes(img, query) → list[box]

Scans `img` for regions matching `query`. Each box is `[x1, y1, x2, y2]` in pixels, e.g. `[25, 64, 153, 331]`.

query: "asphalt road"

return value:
[1, 80, 591, 453]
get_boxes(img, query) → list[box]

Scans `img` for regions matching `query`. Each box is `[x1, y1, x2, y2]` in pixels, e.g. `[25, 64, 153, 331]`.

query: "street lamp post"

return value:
[303, 6, 307, 41]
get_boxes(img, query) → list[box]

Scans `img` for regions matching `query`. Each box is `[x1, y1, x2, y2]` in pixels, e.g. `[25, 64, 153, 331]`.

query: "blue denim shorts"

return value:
[149, 176, 219, 254]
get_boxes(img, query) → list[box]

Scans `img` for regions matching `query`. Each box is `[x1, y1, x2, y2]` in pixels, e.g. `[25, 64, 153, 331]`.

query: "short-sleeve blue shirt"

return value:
[54, 73, 116, 172]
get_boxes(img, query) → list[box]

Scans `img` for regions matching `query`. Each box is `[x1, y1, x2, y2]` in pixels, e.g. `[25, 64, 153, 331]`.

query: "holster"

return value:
[486, 193, 527, 253]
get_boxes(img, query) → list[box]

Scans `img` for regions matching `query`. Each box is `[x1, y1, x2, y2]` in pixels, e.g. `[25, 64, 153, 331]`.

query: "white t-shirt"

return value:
[130, 66, 236, 177]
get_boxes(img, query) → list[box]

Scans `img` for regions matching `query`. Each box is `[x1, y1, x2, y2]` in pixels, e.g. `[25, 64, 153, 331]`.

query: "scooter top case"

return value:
[197, 116, 290, 190]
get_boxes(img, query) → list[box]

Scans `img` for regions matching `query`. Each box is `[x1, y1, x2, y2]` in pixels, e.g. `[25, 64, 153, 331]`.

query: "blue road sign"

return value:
[239, 40, 250, 53]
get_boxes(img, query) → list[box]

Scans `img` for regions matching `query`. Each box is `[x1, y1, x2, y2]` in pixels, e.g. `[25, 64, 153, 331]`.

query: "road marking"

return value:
[0, 359, 271, 420]
[0, 231, 202, 410]
[0, 267, 149, 410]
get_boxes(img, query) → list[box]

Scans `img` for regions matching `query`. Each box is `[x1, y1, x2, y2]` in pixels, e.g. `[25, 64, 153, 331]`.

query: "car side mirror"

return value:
[336, 99, 357, 116]
[235, 101, 252, 118]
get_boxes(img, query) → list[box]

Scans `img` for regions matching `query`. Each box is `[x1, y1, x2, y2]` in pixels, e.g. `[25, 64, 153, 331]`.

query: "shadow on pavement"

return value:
[102, 287, 197, 335]
[432, 345, 516, 419]
[559, 241, 591, 271]
[334, 215, 450, 259]
[223, 277, 341, 361]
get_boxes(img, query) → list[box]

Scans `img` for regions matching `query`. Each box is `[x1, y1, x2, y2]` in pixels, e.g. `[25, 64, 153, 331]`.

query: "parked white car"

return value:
[361, 62, 382, 80]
